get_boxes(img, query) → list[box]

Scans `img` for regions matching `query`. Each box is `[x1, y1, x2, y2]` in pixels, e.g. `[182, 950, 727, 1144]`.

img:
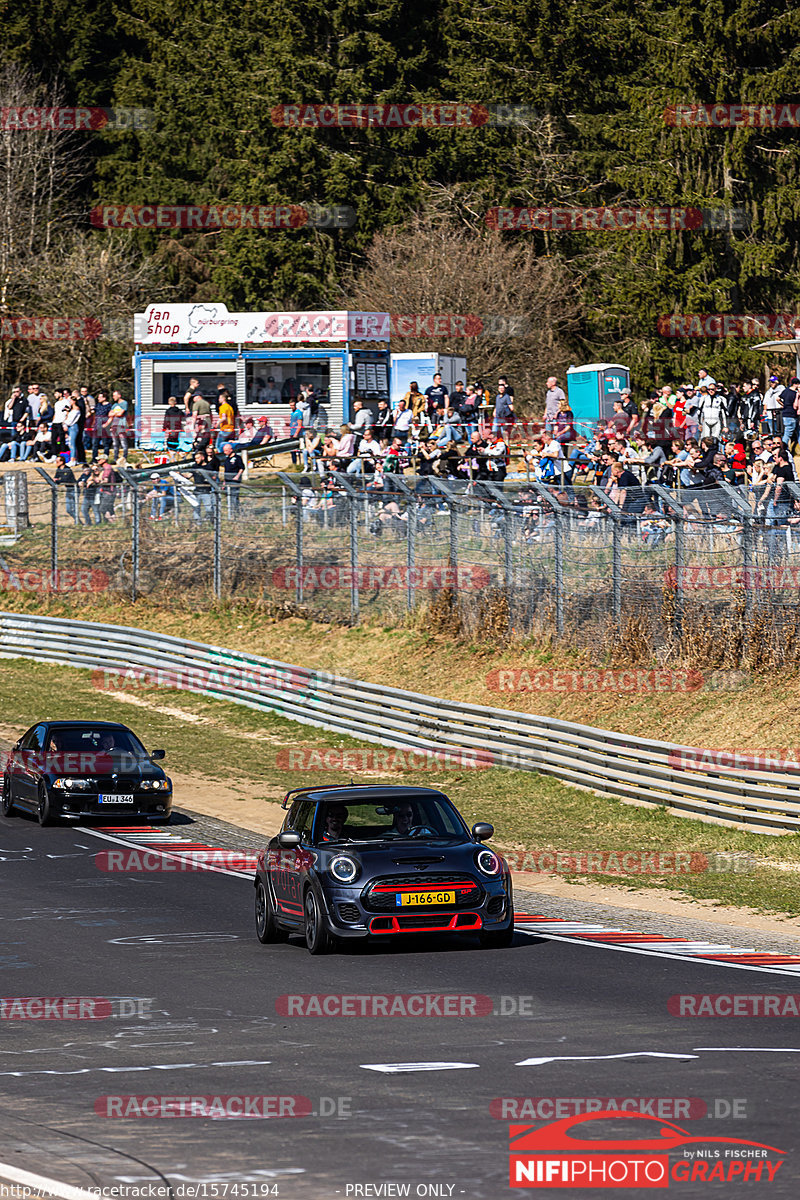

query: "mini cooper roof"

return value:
[281, 784, 450, 810]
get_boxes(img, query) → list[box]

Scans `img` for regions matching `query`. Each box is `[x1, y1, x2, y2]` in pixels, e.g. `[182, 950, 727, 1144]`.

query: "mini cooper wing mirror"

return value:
[472, 822, 494, 842]
[277, 830, 301, 848]
[150, 749, 166, 760]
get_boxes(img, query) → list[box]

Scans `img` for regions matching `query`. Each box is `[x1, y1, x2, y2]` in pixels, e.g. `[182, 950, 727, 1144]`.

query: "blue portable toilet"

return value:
[566, 363, 630, 437]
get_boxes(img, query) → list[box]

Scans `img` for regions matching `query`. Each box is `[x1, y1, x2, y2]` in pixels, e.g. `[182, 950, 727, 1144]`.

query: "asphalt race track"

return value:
[0, 813, 798, 1198]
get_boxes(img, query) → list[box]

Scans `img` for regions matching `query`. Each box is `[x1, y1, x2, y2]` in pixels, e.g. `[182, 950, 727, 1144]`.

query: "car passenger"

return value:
[388, 804, 435, 838]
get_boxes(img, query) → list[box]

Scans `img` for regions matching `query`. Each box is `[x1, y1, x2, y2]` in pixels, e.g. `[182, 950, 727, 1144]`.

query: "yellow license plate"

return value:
[398, 891, 455, 907]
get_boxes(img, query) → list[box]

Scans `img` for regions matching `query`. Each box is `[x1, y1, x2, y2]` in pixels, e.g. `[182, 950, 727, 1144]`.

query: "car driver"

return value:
[321, 804, 348, 842]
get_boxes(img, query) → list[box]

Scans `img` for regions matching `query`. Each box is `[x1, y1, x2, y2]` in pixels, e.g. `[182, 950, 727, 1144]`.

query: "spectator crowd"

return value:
[4, 365, 797, 530]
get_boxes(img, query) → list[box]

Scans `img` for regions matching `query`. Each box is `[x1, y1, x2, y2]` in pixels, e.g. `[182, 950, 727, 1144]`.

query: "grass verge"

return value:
[2, 657, 800, 917]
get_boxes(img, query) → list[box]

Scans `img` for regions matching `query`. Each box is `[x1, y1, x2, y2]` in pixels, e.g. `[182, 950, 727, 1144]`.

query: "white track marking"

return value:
[515, 928, 800, 978]
[0, 1162, 114, 1200]
[360, 1062, 479, 1074]
[78, 825, 253, 878]
[515, 1051, 699, 1067]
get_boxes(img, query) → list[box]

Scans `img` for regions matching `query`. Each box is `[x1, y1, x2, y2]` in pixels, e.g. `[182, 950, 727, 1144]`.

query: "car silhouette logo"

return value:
[510, 1110, 785, 1154]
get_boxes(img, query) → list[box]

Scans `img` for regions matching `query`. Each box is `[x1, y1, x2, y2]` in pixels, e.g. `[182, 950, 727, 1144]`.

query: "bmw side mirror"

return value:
[278, 831, 301, 848]
[12, 740, 21, 751]
[150, 749, 166, 761]
[472, 822, 494, 842]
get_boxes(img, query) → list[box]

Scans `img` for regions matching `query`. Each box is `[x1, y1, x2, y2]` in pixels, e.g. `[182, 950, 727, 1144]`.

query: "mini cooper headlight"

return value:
[52, 778, 92, 791]
[329, 855, 359, 884]
[476, 849, 501, 876]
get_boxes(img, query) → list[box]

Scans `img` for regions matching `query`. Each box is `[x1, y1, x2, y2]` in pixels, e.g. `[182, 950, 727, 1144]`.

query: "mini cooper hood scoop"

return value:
[392, 856, 447, 868]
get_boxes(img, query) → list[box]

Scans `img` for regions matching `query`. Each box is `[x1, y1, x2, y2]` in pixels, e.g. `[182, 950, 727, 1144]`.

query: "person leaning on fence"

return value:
[605, 461, 646, 519]
[319, 431, 340, 476]
[97, 456, 118, 521]
[640, 501, 669, 549]
[106, 391, 130, 464]
[77, 463, 99, 525]
[221, 443, 245, 513]
[301, 427, 322, 473]
[554, 397, 575, 446]
[763, 375, 783, 437]
[778, 376, 800, 450]
[163, 395, 184, 459]
[335, 424, 356, 470]
[347, 429, 381, 475]
[54, 459, 77, 522]
[185, 451, 214, 522]
[146, 473, 171, 520]
[216, 391, 236, 452]
[492, 381, 514, 435]
[485, 432, 508, 484]
[288, 399, 303, 464]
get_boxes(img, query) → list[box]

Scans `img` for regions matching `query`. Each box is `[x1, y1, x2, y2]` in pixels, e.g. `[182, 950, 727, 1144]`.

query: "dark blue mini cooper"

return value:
[254, 784, 514, 953]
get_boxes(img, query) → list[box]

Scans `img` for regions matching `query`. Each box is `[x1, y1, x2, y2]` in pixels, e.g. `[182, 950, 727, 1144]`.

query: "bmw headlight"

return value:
[52, 778, 92, 791]
[329, 855, 359, 884]
[476, 849, 501, 876]
[141, 780, 167, 790]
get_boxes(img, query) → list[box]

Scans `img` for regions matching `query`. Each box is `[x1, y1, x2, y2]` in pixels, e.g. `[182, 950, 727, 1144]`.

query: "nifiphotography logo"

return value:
[508, 1110, 785, 1187]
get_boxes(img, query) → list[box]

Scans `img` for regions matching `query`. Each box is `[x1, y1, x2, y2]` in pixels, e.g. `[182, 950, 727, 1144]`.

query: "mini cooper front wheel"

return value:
[304, 887, 334, 955]
[255, 879, 287, 944]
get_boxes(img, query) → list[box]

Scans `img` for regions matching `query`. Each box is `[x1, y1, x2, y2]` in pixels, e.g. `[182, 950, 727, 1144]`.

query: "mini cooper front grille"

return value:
[364, 873, 483, 913]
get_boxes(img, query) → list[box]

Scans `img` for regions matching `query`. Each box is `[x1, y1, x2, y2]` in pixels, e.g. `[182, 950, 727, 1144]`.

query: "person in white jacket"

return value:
[699, 385, 724, 440]
[763, 375, 783, 437]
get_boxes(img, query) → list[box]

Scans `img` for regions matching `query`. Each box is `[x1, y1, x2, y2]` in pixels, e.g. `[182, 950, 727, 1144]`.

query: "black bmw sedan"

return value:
[254, 784, 514, 953]
[1, 721, 172, 825]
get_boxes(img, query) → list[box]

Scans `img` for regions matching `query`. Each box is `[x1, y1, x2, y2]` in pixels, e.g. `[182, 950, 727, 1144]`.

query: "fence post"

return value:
[117, 468, 139, 601]
[407, 497, 416, 614]
[200, 472, 223, 600]
[281, 485, 287, 528]
[650, 484, 686, 638]
[589, 485, 624, 623]
[278, 472, 305, 604]
[34, 468, 57, 585]
[720, 481, 757, 618]
[530, 481, 567, 635]
[349, 492, 359, 623]
[484, 482, 516, 634]
[331, 472, 361, 625]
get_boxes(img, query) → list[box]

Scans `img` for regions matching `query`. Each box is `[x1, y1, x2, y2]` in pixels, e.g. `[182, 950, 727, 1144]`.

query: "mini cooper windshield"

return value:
[315, 797, 468, 844]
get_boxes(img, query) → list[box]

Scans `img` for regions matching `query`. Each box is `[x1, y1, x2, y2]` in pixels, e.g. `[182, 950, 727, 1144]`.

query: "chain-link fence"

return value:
[3, 467, 800, 663]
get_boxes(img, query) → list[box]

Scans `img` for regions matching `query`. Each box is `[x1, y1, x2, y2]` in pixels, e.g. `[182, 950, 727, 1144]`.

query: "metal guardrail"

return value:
[0, 610, 795, 835]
